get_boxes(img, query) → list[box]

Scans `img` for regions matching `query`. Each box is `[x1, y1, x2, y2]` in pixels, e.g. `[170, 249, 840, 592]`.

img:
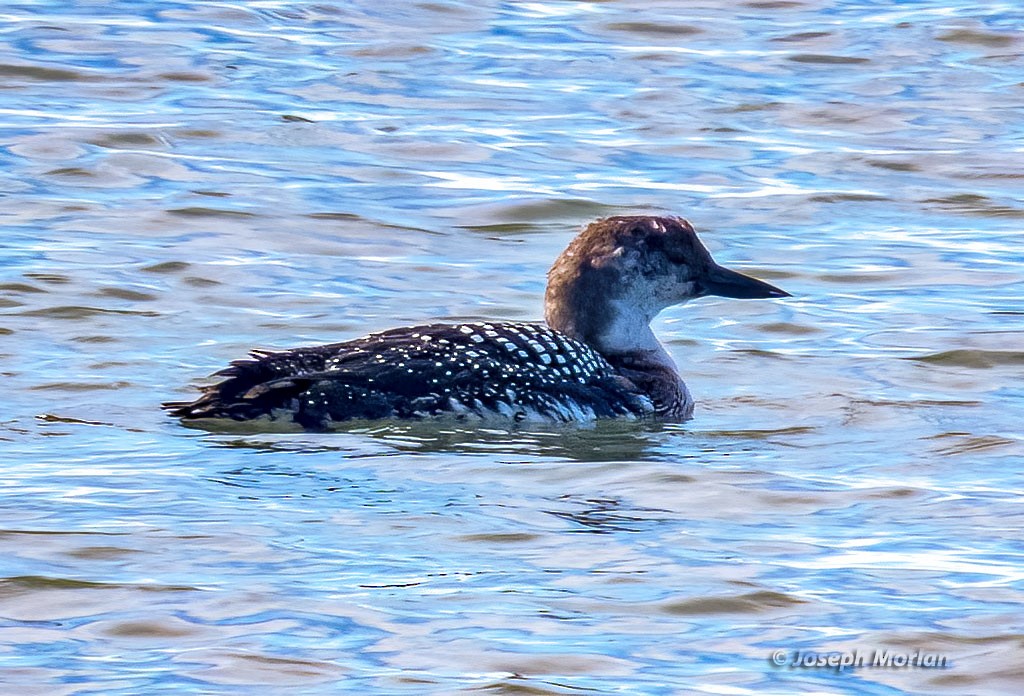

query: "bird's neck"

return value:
[546, 282, 679, 374]
[544, 261, 692, 420]
[545, 261, 667, 352]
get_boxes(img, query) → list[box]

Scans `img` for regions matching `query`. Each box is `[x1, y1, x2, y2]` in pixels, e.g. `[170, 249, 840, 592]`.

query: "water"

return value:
[2, 1, 1023, 693]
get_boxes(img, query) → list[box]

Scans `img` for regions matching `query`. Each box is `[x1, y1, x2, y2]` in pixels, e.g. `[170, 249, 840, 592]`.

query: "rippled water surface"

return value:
[3, 1, 1023, 693]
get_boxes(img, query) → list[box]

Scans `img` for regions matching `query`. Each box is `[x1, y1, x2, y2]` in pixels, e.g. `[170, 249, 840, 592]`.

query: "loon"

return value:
[164, 215, 788, 429]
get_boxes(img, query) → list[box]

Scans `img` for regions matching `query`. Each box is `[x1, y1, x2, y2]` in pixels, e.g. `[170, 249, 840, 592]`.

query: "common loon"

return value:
[164, 215, 788, 428]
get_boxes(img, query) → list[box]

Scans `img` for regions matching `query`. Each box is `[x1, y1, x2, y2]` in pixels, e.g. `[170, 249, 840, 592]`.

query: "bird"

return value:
[163, 215, 788, 429]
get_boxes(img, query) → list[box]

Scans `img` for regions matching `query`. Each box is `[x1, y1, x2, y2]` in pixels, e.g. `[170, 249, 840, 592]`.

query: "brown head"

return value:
[544, 215, 788, 352]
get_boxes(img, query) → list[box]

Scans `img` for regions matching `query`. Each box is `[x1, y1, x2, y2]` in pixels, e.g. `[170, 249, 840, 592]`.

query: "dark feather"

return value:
[163, 322, 651, 428]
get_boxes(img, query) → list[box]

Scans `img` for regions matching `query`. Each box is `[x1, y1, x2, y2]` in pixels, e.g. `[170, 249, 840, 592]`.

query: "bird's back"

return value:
[163, 322, 653, 429]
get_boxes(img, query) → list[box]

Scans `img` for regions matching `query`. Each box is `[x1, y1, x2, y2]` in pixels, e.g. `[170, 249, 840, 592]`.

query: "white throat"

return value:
[597, 299, 677, 369]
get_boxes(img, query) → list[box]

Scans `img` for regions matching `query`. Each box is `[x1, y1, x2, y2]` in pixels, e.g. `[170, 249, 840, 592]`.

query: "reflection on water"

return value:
[2, 0, 1023, 694]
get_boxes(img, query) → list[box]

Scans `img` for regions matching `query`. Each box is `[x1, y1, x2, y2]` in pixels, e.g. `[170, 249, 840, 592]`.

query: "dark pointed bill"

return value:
[701, 264, 790, 299]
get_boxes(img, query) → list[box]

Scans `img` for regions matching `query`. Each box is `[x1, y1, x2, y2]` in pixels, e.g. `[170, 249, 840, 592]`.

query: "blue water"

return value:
[2, 1, 1023, 693]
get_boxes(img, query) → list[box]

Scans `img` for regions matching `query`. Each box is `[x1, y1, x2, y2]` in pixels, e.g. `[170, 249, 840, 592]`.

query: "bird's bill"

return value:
[701, 264, 790, 299]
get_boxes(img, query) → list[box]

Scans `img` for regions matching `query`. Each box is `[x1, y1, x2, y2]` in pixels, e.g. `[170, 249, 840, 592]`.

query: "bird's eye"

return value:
[642, 233, 666, 252]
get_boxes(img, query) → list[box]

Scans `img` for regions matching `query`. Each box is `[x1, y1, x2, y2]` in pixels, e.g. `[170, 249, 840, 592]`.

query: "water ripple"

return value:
[2, 0, 1022, 693]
